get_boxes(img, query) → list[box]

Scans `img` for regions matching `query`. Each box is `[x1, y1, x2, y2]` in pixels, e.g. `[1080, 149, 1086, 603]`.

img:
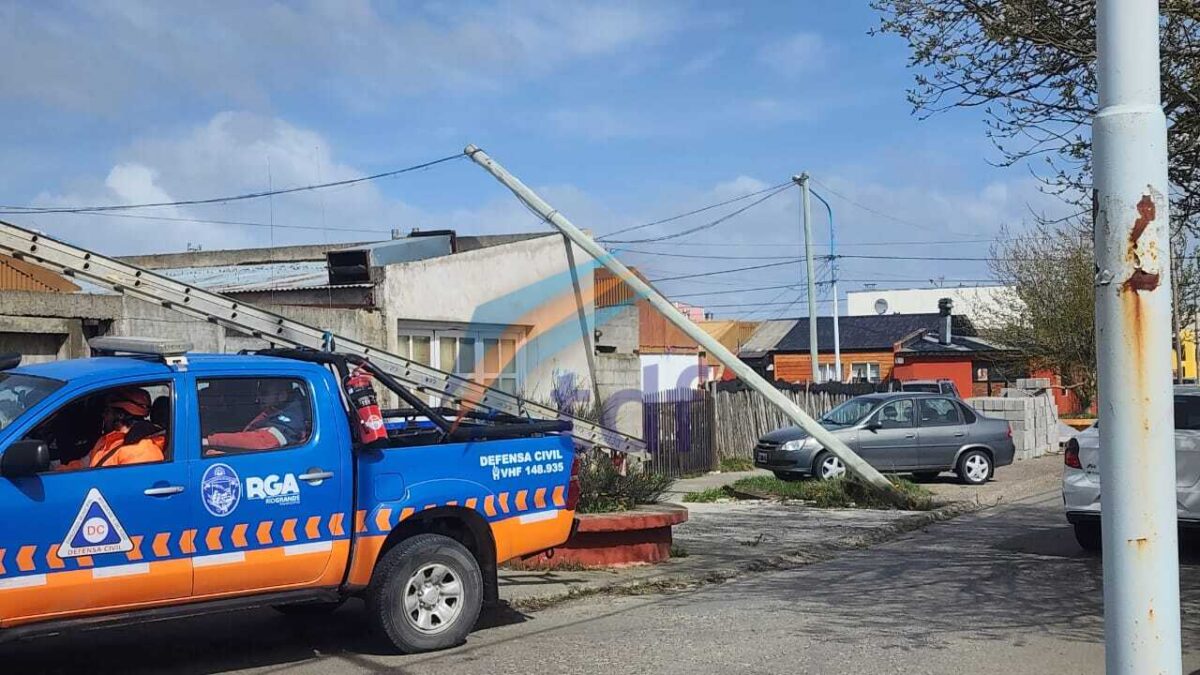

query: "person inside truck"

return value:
[202, 378, 311, 454]
[58, 387, 166, 470]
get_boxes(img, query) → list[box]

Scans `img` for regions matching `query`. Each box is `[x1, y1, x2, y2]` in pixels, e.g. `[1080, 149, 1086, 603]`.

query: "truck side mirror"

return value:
[1, 439, 50, 477]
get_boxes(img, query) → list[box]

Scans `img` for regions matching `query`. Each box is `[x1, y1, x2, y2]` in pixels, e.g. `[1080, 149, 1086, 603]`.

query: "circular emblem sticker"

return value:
[201, 463, 241, 517]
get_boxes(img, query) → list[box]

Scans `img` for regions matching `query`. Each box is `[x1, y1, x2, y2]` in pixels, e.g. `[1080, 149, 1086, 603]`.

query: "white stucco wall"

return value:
[845, 286, 1010, 320]
[379, 234, 600, 402]
[641, 354, 703, 393]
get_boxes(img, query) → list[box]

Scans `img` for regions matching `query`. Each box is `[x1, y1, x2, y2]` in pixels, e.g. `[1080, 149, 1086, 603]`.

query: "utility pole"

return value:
[793, 174, 820, 383]
[1093, 1, 1181, 672]
[469, 145, 899, 494]
[811, 189, 841, 382]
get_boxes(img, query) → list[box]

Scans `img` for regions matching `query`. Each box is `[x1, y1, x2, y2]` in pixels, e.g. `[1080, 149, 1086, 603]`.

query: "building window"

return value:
[397, 323, 524, 394]
[851, 362, 881, 383]
[816, 363, 840, 383]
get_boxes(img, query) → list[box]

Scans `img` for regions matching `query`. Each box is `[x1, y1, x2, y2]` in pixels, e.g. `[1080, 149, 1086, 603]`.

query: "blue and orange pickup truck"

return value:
[0, 338, 580, 653]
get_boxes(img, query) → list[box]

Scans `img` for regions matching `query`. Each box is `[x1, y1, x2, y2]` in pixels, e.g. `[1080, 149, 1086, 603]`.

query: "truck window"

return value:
[199, 378, 314, 455]
[0, 372, 64, 432]
[24, 381, 172, 471]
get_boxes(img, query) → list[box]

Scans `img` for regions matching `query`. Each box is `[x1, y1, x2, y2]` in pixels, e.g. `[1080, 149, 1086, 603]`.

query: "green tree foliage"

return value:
[984, 223, 1098, 409]
[871, 1, 1200, 232]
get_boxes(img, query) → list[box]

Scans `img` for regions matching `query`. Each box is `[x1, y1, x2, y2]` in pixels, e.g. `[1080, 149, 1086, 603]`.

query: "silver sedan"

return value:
[1063, 388, 1200, 550]
[753, 392, 1016, 485]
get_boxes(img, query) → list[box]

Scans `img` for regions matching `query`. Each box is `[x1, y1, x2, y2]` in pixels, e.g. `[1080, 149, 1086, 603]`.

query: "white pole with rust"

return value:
[466, 144, 896, 493]
[1093, 1, 1181, 672]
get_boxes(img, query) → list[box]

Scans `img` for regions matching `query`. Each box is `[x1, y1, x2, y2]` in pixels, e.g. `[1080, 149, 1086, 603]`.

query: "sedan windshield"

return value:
[820, 397, 879, 426]
[0, 372, 64, 433]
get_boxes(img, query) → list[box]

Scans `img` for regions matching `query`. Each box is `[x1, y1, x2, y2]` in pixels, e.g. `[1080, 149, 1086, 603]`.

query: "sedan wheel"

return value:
[956, 450, 992, 485]
[813, 452, 846, 481]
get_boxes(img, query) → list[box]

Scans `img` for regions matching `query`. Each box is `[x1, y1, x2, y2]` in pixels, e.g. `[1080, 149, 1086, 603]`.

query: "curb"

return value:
[505, 499, 985, 612]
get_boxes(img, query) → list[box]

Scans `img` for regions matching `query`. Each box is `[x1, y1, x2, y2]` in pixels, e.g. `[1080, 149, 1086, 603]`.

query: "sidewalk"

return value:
[659, 468, 771, 500]
[497, 453, 1063, 611]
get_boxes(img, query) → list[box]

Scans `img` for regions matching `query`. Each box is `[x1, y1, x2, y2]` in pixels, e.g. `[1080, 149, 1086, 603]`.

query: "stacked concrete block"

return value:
[966, 393, 1059, 461]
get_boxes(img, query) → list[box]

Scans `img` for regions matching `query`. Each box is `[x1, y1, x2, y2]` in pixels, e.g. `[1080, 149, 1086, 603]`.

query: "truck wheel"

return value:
[366, 533, 483, 654]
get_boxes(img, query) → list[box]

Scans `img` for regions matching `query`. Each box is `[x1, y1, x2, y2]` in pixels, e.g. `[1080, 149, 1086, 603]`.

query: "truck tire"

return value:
[366, 533, 483, 654]
[1074, 521, 1102, 552]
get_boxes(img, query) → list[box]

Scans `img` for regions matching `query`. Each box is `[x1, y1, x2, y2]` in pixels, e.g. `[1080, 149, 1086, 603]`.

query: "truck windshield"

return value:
[0, 373, 64, 432]
[821, 397, 879, 426]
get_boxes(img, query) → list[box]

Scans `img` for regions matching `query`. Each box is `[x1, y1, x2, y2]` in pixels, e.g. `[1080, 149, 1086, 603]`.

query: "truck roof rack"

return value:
[0, 219, 645, 457]
[88, 337, 192, 370]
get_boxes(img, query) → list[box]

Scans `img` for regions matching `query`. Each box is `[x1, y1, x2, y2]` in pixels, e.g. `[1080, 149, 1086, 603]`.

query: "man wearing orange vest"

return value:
[60, 388, 165, 470]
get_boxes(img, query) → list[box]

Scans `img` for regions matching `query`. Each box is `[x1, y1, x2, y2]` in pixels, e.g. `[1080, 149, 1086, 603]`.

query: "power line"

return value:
[600, 185, 792, 244]
[809, 178, 945, 234]
[0, 152, 466, 215]
[39, 210, 393, 234]
[597, 181, 793, 240]
[647, 259, 799, 282]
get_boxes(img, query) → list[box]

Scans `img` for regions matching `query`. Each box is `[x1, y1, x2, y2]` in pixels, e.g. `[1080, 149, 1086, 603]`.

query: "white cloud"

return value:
[0, 1, 685, 112]
[757, 32, 829, 76]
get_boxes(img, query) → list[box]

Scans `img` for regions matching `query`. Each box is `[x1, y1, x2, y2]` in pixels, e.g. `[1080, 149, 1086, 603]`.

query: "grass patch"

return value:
[682, 487, 729, 503]
[669, 543, 689, 558]
[729, 475, 934, 511]
[719, 456, 756, 472]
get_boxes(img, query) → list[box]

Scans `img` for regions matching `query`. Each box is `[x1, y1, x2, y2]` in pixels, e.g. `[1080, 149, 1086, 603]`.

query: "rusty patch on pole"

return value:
[1123, 194, 1161, 292]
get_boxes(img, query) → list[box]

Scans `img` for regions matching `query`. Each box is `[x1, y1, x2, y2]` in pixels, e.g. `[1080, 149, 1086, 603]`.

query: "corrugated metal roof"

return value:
[739, 319, 798, 357]
[156, 261, 358, 293]
[0, 254, 80, 292]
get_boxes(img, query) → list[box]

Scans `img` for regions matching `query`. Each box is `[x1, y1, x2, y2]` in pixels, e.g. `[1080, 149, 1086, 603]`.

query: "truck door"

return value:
[0, 379, 191, 627]
[188, 375, 344, 597]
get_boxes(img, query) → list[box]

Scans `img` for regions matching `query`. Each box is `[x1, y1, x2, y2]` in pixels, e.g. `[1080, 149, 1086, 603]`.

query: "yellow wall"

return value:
[1175, 327, 1197, 381]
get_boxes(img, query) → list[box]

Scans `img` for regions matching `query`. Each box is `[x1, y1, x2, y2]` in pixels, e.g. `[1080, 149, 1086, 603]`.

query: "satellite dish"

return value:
[874, 298, 889, 315]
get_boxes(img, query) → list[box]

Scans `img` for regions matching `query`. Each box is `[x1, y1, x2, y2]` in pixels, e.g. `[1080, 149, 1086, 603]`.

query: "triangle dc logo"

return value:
[59, 488, 133, 558]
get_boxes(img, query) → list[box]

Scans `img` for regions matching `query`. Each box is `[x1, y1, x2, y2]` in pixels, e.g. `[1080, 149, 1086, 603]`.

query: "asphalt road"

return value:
[6, 489, 1200, 674]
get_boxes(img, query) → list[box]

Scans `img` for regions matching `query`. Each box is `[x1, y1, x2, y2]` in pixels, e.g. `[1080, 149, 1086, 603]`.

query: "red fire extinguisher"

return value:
[345, 367, 387, 444]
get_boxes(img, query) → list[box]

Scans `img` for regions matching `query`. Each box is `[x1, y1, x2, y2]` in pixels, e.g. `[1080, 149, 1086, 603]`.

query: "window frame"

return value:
[870, 398, 915, 429]
[196, 375, 317, 458]
[23, 379, 176, 473]
[397, 322, 526, 395]
[917, 397, 963, 428]
[851, 362, 881, 383]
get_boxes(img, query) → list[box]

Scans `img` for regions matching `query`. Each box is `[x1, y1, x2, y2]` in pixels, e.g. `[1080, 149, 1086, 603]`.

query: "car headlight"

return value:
[781, 438, 809, 452]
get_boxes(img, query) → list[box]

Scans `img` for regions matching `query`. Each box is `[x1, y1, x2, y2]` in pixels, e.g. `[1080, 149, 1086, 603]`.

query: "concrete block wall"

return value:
[595, 353, 643, 441]
[966, 393, 1059, 461]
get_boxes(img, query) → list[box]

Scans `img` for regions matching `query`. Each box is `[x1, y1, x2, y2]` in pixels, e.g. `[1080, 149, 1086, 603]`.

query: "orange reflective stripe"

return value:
[256, 521, 273, 545]
[356, 510, 368, 533]
[552, 486, 566, 507]
[46, 545, 65, 570]
[231, 524, 249, 548]
[127, 535, 144, 562]
[0, 548, 6, 575]
[74, 555, 93, 568]
[329, 513, 345, 536]
[498, 492, 510, 513]
[152, 533, 171, 558]
[305, 516, 322, 540]
[205, 527, 223, 552]
[484, 496, 497, 517]
[465, 497, 478, 510]
[534, 487, 547, 509]
[179, 530, 197, 555]
[17, 545, 36, 572]
[515, 490, 528, 512]
[374, 508, 392, 532]
[399, 507, 415, 522]
[446, 500, 458, 506]
[281, 518, 298, 543]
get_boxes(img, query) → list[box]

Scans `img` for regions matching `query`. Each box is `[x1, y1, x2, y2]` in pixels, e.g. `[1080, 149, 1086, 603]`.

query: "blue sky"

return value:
[0, 1, 1072, 317]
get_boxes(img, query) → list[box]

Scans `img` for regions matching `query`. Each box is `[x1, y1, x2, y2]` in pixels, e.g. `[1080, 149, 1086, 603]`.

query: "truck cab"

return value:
[0, 340, 580, 653]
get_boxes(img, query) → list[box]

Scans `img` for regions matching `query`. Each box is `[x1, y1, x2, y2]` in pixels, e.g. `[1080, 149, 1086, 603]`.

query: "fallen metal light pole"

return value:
[465, 144, 897, 494]
[1093, 0, 1182, 672]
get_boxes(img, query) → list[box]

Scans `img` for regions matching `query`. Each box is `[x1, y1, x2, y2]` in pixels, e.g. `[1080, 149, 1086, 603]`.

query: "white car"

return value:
[1063, 388, 1200, 550]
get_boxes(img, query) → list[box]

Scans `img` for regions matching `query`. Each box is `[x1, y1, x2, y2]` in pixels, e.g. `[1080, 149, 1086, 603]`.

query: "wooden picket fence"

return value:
[642, 388, 716, 478]
[712, 388, 854, 462]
